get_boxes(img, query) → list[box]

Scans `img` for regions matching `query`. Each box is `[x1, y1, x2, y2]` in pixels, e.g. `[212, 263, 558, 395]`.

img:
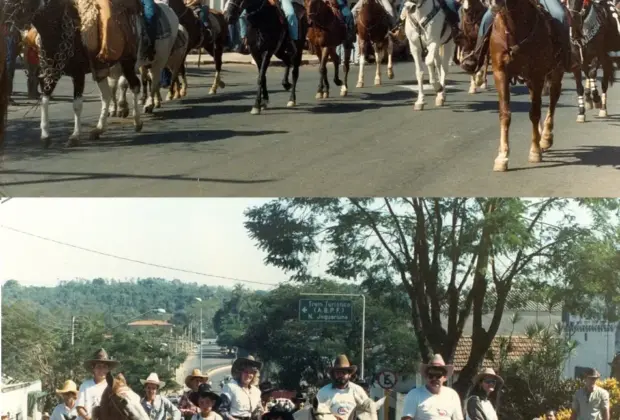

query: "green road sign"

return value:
[298, 299, 353, 322]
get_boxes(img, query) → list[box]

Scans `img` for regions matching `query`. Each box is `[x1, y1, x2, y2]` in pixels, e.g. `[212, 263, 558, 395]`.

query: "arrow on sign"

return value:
[302, 307, 308, 313]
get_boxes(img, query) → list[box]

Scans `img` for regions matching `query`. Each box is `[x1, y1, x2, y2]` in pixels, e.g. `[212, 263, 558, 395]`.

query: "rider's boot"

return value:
[461, 31, 489, 74]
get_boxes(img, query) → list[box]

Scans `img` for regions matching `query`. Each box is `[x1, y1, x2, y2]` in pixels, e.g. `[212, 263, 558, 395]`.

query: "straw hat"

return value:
[55, 380, 79, 396]
[329, 354, 357, 374]
[189, 383, 222, 407]
[583, 368, 601, 379]
[232, 355, 263, 373]
[185, 368, 209, 388]
[140, 373, 165, 389]
[419, 354, 454, 377]
[472, 368, 504, 387]
[83, 348, 120, 370]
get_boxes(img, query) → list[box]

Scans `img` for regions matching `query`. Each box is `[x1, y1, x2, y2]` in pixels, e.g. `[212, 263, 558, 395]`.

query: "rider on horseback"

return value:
[396, 0, 461, 38]
[236, 0, 299, 55]
[334, 0, 355, 35]
[351, 0, 399, 31]
[461, 0, 572, 74]
[142, 0, 159, 61]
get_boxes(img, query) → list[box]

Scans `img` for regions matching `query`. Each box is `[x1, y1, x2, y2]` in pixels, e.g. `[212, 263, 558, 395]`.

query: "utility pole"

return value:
[71, 316, 75, 346]
[200, 306, 203, 372]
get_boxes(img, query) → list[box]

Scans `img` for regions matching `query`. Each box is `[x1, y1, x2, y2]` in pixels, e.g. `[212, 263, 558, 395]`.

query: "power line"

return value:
[0, 224, 279, 288]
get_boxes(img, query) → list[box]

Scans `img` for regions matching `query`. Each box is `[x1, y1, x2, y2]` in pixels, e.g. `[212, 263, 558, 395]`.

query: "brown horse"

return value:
[455, 0, 490, 94]
[93, 373, 150, 420]
[488, 0, 565, 172]
[355, 0, 395, 88]
[306, 0, 356, 98]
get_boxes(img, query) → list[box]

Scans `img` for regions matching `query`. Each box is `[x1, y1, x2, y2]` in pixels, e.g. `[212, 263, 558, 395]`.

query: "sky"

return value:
[0, 198, 323, 290]
[0, 198, 597, 291]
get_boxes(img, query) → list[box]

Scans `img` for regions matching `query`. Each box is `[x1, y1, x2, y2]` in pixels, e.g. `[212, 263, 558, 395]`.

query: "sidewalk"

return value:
[185, 52, 319, 66]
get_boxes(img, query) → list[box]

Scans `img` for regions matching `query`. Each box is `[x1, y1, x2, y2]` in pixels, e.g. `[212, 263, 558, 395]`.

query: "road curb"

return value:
[207, 364, 232, 374]
[185, 58, 318, 66]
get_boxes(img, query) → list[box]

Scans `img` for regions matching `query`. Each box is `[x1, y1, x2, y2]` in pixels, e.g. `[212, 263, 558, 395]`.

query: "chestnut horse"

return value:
[566, 0, 620, 122]
[306, 0, 356, 98]
[488, 0, 565, 172]
[455, 0, 490, 94]
[93, 373, 150, 420]
[355, 0, 395, 88]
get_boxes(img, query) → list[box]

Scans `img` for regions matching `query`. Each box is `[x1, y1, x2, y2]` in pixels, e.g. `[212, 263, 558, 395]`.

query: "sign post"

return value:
[383, 390, 390, 420]
[299, 293, 366, 380]
[376, 370, 397, 420]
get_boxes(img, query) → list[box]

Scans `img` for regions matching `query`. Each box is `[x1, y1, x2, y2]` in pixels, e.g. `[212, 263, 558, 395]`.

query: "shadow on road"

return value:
[450, 99, 571, 113]
[500, 145, 620, 172]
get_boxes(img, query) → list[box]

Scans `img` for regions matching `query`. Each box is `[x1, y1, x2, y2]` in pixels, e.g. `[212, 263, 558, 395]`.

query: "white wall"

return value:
[562, 317, 618, 379]
[0, 380, 43, 420]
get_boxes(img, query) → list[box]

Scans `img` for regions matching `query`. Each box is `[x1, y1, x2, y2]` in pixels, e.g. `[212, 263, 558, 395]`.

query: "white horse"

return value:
[109, 2, 185, 117]
[400, 0, 455, 110]
[293, 395, 385, 420]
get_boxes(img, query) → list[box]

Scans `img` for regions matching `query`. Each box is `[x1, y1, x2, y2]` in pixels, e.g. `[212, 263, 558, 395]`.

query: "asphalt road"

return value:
[173, 342, 232, 393]
[3, 62, 620, 196]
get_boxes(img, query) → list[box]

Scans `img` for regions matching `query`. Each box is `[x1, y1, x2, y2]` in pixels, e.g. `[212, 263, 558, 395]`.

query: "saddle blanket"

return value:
[154, 4, 172, 39]
[583, 4, 603, 44]
[173, 26, 189, 50]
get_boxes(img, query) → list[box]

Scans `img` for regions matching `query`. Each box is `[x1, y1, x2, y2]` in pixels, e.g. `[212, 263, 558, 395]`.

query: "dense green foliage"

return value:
[242, 198, 620, 397]
[214, 280, 419, 390]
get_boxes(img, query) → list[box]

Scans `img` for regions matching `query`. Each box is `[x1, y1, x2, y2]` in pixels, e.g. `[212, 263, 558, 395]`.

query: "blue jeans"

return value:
[336, 0, 354, 32]
[228, 22, 240, 48]
[478, 0, 568, 38]
[161, 68, 172, 88]
[198, 5, 210, 27]
[239, 11, 248, 38]
[281, 0, 299, 41]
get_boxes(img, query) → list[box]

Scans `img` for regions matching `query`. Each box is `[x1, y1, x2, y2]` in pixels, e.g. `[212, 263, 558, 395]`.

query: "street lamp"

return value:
[195, 297, 203, 372]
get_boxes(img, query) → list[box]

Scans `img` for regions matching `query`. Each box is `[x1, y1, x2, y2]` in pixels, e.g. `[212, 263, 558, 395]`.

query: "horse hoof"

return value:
[599, 109, 608, 118]
[120, 109, 129, 118]
[166, 94, 173, 101]
[340, 89, 348, 97]
[528, 152, 542, 163]
[109, 110, 118, 117]
[261, 101, 269, 110]
[493, 158, 508, 172]
[287, 101, 296, 107]
[315, 92, 323, 99]
[435, 97, 445, 107]
[480, 83, 487, 90]
[250, 107, 261, 115]
[585, 101, 594, 110]
[374, 78, 381, 86]
[468, 87, 477, 94]
[282, 82, 292, 91]
[89, 129, 102, 140]
[180, 89, 187, 97]
[387, 70, 394, 80]
[144, 106, 154, 114]
[541, 134, 553, 151]
[155, 102, 161, 109]
[218, 81, 226, 88]
[135, 122, 143, 132]
[322, 92, 329, 99]
[576, 114, 586, 123]
[174, 93, 181, 100]
[41, 136, 51, 149]
[594, 101, 602, 109]
[414, 102, 425, 111]
[356, 82, 364, 88]
[65, 136, 81, 147]
[209, 88, 216, 95]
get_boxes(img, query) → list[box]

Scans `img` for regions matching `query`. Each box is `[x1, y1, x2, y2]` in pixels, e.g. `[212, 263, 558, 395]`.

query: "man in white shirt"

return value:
[316, 354, 370, 418]
[51, 380, 79, 420]
[76, 349, 121, 420]
[401, 354, 463, 420]
[570, 368, 610, 420]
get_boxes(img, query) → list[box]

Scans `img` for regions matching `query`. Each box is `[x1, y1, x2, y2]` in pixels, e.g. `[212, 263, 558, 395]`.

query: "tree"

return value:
[243, 198, 613, 398]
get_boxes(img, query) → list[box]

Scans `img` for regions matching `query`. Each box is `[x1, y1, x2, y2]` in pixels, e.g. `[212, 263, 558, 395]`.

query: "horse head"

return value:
[94, 373, 150, 420]
[354, 397, 385, 420]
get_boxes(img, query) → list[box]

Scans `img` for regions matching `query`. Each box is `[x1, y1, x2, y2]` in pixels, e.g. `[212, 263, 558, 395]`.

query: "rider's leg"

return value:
[336, 0, 355, 31]
[442, 0, 461, 33]
[141, 0, 158, 59]
[281, 0, 299, 53]
[199, 5, 211, 28]
[460, 7, 493, 74]
[540, 0, 572, 70]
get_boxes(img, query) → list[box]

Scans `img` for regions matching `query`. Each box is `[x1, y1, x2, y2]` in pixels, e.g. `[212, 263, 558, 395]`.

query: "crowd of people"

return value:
[0, 348, 611, 420]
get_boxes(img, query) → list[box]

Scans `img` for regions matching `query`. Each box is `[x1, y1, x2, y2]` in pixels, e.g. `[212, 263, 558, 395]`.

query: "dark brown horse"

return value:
[455, 0, 490, 93]
[306, 0, 356, 98]
[355, 0, 394, 88]
[93, 373, 150, 420]
[167, 0, 229, 97]
[488, 0, 565, 172]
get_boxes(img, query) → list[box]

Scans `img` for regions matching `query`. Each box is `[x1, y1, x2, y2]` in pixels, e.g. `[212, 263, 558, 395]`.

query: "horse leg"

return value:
[316, 47, 328, 99]
[574, 67, 587, 123]
[541, 69, 562, 152]
[435, 41, 453, 107]
[66, 72, 86, 147]
[251, 51, 270, 114]
[373, 43, 383, 86]
[341, 46, 350, 96]
[424, 43, 442, 106]
[469, 75, 478, 94]
[180, 63, 188, 97]
[387, 35, 394, 80]
[584, 74, 594, 109]
[492, 67, 511, 172]
[140, 67, 154, 113]
[91, 71, 114, 140]
[39, 77, 60, 148]
[526, 77, 544, 164]
[287, 46, 301, 107]
[282, 53, 293, 92]
[107, 75, 119, 117]
[210, 44, 226, 94]
[261, 63, 270, 110]
[598, 57, 612, 118]
[356, 35, 366, 88]
[589, 72, 601, 109]
[121, 59, 143, 132]
[330, 46, 342, 90]
[118, 76, 130, 118]
[408, 38, 425, 110]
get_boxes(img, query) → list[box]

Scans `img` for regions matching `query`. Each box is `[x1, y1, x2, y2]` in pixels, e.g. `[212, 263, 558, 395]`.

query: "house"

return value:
[127, 320, 174, 331]
[0, 379, 44, 420]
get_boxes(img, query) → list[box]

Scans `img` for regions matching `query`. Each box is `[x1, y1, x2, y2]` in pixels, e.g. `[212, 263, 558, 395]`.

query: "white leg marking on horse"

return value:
[209, 71, 221, 95]
[356, 39, 366, 88]
[40, 95, 51, 141]
[93, 78, 112, 139]
[70, 97, 83, 141]
[387, 36, 394, 80]
[132, 85, 143, 132]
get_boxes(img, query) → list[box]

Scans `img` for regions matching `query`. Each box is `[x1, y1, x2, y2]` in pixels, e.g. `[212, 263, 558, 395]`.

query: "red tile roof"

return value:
[127, 320, 173, 326]
[452, 335, 539, 372]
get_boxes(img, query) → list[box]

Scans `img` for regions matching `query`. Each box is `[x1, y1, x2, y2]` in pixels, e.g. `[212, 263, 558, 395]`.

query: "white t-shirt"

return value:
[191, 412, 224, 420]
[401, 386, 463, 420]
[76, 379, 108, 420]
[50, 403, 78, 420]
[221, 380, 262, 418]
[316, 382, 369, 418]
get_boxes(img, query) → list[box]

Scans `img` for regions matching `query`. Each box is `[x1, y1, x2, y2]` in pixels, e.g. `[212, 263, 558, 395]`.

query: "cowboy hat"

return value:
[140, 372, 165, 389]
[419, 354, 454, 377]
[83, 348, 120, 370]
[185, 369, 209, 388]
[189, 383, 221, 408]
[583, 368, 601, 379]
[259, 381, 277, 395]
[55, 380, 79, 396]
[329, 354, 357, 375]
[232, 355, 263, 373]
[472, 368, 504, 387]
